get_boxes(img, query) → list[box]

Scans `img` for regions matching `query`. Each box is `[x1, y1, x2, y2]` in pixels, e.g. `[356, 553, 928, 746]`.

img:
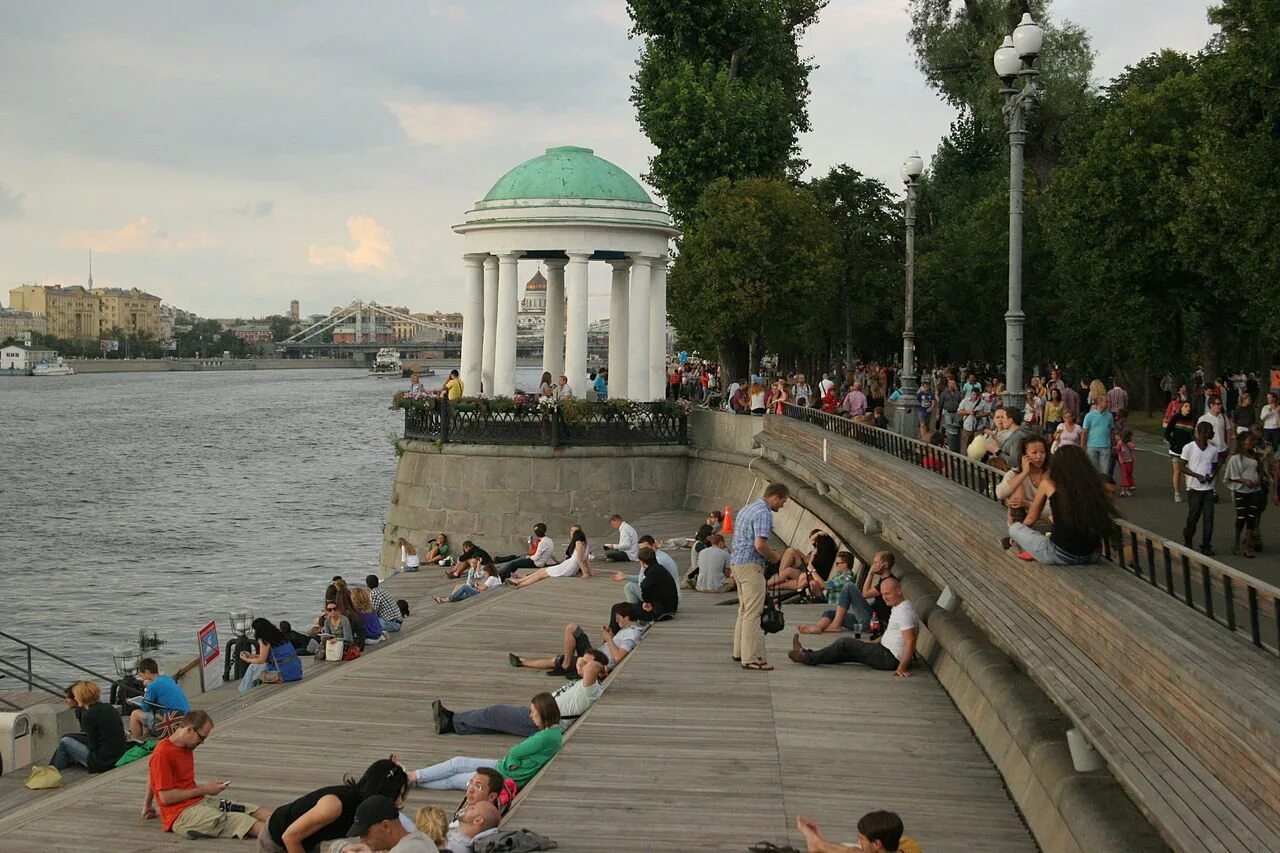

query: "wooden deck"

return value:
[0, 509, 1033, 852]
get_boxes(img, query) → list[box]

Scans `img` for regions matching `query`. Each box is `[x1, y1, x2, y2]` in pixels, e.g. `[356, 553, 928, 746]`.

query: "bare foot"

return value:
[432, 595, 447, 604]
[797, 625, 821, 634]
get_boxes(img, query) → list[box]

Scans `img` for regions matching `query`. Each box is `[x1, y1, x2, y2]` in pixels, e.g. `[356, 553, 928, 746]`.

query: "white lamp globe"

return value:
[901, 154, 924, 182]
[994, 36, 1021, 79]
[1012, 13, 1044, 59]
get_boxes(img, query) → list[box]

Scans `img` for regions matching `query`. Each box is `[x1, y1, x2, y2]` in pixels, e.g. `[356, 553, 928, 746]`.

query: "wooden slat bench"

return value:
[759, 416, 1280, 851]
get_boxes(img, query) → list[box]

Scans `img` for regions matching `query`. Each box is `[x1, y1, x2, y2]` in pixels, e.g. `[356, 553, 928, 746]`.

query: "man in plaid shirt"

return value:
[730, 483, 790, 670]
[366, 574, 403, 632]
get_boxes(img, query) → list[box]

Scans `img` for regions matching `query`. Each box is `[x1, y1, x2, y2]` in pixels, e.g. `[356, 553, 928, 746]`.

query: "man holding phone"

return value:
[143, 709, 272, 840]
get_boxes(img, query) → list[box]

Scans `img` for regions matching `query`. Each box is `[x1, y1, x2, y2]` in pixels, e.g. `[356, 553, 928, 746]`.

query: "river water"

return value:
[1, 366, 540, 683]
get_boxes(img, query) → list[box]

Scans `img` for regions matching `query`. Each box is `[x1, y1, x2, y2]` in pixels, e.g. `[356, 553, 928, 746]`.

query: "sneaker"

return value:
[1174, 492, 1183, 503]
[507, 653, 522, 668]
[1200, 546, 1216, 557]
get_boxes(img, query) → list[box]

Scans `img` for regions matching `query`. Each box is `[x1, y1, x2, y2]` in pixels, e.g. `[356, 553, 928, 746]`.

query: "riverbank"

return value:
[64, 357, 361, 373]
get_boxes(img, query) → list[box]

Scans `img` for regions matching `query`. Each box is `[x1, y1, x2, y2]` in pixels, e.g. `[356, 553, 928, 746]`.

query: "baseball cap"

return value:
[349, 795, 400, 836]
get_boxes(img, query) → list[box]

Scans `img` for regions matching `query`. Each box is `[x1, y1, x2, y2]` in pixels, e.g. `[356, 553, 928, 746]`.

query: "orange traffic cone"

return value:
[721, 504, 734, 535]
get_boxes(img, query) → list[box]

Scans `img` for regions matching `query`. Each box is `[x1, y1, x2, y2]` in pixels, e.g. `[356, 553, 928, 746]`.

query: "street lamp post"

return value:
[893, 153, 925, 437]
[994, 12, 1044, 414]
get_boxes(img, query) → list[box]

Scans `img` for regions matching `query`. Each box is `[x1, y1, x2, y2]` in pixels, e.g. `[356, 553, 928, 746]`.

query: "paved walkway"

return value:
[1126, 430, 1280, 586]
[0, 510, 1033, 852]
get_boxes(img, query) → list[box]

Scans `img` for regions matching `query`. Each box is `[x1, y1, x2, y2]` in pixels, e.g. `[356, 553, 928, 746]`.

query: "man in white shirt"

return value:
[787, 577, 917, 677]
[792, 374, 812, 407]
[603, 514, 639, 561]
[443, 801, 500, 853]
[817, 373, 835, 399]
[1196, 396, 1232, 491]
[509, 603, 645, 674]
[496, 523, 555, 580]
[1181, 421, 1218, 555]
[431, 651, 608, 736]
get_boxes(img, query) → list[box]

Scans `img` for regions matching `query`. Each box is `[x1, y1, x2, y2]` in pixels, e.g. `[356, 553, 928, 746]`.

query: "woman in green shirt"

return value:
[410, 693, 562, 790]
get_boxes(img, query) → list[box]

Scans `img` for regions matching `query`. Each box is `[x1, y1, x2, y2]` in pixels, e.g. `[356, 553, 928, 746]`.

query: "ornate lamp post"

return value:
[893, 153, 925, 437]
[994, 12, 1044, 413]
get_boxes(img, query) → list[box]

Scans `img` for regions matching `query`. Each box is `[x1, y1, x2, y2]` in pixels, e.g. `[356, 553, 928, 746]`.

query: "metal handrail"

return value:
[779, 402, 1280, 656]
[0, 629, 118, 695]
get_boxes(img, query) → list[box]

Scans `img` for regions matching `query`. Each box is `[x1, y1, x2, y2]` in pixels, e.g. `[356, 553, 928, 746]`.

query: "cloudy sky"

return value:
[0, 1, 1216, 320]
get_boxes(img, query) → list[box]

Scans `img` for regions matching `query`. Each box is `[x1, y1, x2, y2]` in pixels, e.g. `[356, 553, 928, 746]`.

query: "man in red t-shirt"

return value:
[142, 709, 271, 840]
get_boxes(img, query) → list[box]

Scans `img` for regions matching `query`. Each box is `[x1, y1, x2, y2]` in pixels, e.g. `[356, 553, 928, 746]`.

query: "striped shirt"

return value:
[729, 499, 773, 566]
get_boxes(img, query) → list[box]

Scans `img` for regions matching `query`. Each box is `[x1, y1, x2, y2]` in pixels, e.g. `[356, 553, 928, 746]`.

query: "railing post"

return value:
[439, 397, 450, 444]
[26, 646, 33, 691]
[550, 410, 561, 447]
[1202, 565, 1214, 620]
[1224, 576, 1236, 631]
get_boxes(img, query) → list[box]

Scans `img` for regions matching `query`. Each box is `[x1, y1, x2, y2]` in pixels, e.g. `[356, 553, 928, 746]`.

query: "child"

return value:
[1116, 429, 1136, 496]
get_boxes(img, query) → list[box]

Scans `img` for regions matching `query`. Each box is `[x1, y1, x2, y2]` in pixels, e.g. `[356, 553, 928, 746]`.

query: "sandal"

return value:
[742, 660, 774, 671]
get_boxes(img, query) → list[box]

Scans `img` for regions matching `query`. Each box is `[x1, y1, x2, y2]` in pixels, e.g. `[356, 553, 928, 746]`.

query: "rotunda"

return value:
[454, 146, 679, 399]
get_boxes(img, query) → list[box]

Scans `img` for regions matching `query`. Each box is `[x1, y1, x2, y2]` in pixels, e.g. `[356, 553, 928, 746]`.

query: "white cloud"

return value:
[385, 100, 499, 147]
[308, 215, 394, 272]
[60, 216, 220, 253]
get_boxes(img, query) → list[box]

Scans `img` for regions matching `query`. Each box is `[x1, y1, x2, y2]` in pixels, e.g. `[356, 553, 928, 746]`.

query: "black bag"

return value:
[760, 593, 785, 634]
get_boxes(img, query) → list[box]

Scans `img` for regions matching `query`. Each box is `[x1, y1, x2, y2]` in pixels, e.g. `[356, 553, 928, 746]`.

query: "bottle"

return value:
[869, 612, 881, 634]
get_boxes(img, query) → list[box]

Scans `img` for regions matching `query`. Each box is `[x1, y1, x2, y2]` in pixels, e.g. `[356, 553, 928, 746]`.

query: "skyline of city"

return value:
[0, 2, 1216, 319]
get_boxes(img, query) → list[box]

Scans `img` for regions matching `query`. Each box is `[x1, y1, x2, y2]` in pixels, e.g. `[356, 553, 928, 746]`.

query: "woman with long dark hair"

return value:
[258, 758, 409, 853]
[238, 618, 303, 693]
[510, 525, 592, 587]
[1003, 445, 1116, 565]
[1164, 400, 1198, 503]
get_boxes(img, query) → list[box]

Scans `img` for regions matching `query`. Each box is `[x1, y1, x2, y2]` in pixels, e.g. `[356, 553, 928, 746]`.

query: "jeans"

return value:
[499, 558, 534, 580]
[622, 581, 642, 605]
[381, 619, 402, 633]
[1008, 522, 1098, 565]
[1184, 489, 1215, 548]
[449, 583, 482, 603]
[801, 636, 899, 669]
[50, 735, 90, 769]
[1086, 446, 1112, 475]
[238, 662, 269, 694]
[732, 563, 766, 663]
[453, 704, 538, 737]
[414, 756, 497, 790]
[821, 583, 872, 631]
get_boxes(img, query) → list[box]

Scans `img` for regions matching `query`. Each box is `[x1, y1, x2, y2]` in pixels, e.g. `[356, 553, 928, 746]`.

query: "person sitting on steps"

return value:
[795, 810, 922, 853]
[128, 658, 190, 742]
[789, 576, 917, 677]
[602, 513, 639, 561]
[509, 524, 593, 587]
[768, 528, 837, 597]
[797, 551, 894, 635]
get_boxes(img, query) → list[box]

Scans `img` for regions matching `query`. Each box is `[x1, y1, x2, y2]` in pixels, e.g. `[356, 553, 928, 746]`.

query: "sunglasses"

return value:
[325, 606, 337, 612]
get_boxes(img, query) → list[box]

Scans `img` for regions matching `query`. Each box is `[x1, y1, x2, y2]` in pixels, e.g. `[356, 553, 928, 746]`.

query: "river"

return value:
[0, 366, 541, 683]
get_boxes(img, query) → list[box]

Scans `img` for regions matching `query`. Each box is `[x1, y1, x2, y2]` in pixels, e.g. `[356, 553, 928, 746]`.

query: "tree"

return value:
[807, 167, 903, 364]
[268, 314, 297, 342]
[667, 177, 839, 378]
[628, 0, 827, 226]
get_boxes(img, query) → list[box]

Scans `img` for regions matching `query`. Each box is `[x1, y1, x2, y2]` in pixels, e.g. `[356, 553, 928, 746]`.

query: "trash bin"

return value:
[0, 711, 33, 778]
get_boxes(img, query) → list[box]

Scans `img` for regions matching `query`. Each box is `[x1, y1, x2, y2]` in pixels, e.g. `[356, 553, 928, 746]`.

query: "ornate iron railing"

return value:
[780, 402, 1280, 656]
[403, 399, 688, 447]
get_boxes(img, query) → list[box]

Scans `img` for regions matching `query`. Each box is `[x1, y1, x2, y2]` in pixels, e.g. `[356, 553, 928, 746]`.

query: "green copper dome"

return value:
[482, 146, 653, 204]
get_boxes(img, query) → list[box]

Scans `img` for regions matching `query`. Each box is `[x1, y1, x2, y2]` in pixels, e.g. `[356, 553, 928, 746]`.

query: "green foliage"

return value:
[669, 177, 839, 376]
[628, 0, 826, 226]
[268, 315, 297, 342]
[807, 166, 904, 360]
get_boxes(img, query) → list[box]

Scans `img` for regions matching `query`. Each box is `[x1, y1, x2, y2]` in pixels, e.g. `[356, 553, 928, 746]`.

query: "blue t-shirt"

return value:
[593, 375, 607, 399]
[1082, 410, 1115, 448]
[729, 499, 773, 566]
[143, 674, 190, 714]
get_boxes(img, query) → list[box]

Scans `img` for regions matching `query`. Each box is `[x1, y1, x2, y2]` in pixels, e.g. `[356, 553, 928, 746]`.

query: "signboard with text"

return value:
[197, 620, 221, 692]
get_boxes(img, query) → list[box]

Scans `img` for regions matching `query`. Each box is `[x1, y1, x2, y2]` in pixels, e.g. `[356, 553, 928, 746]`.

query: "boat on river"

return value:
[32, 358, 76, 376]
[368, 348, 403, 378]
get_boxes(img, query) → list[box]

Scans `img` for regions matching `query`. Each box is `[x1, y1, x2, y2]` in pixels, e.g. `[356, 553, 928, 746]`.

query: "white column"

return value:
[460, 254, 485, 396]
[481, 256, 498, 394]
[649, 259, 668, 399]
[607, 259, 630, 399]
[564, 253, 590, 394]
[627, 254, 653, 401]
[494, 252, 520, 396]
[543, 259, 567, 379]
